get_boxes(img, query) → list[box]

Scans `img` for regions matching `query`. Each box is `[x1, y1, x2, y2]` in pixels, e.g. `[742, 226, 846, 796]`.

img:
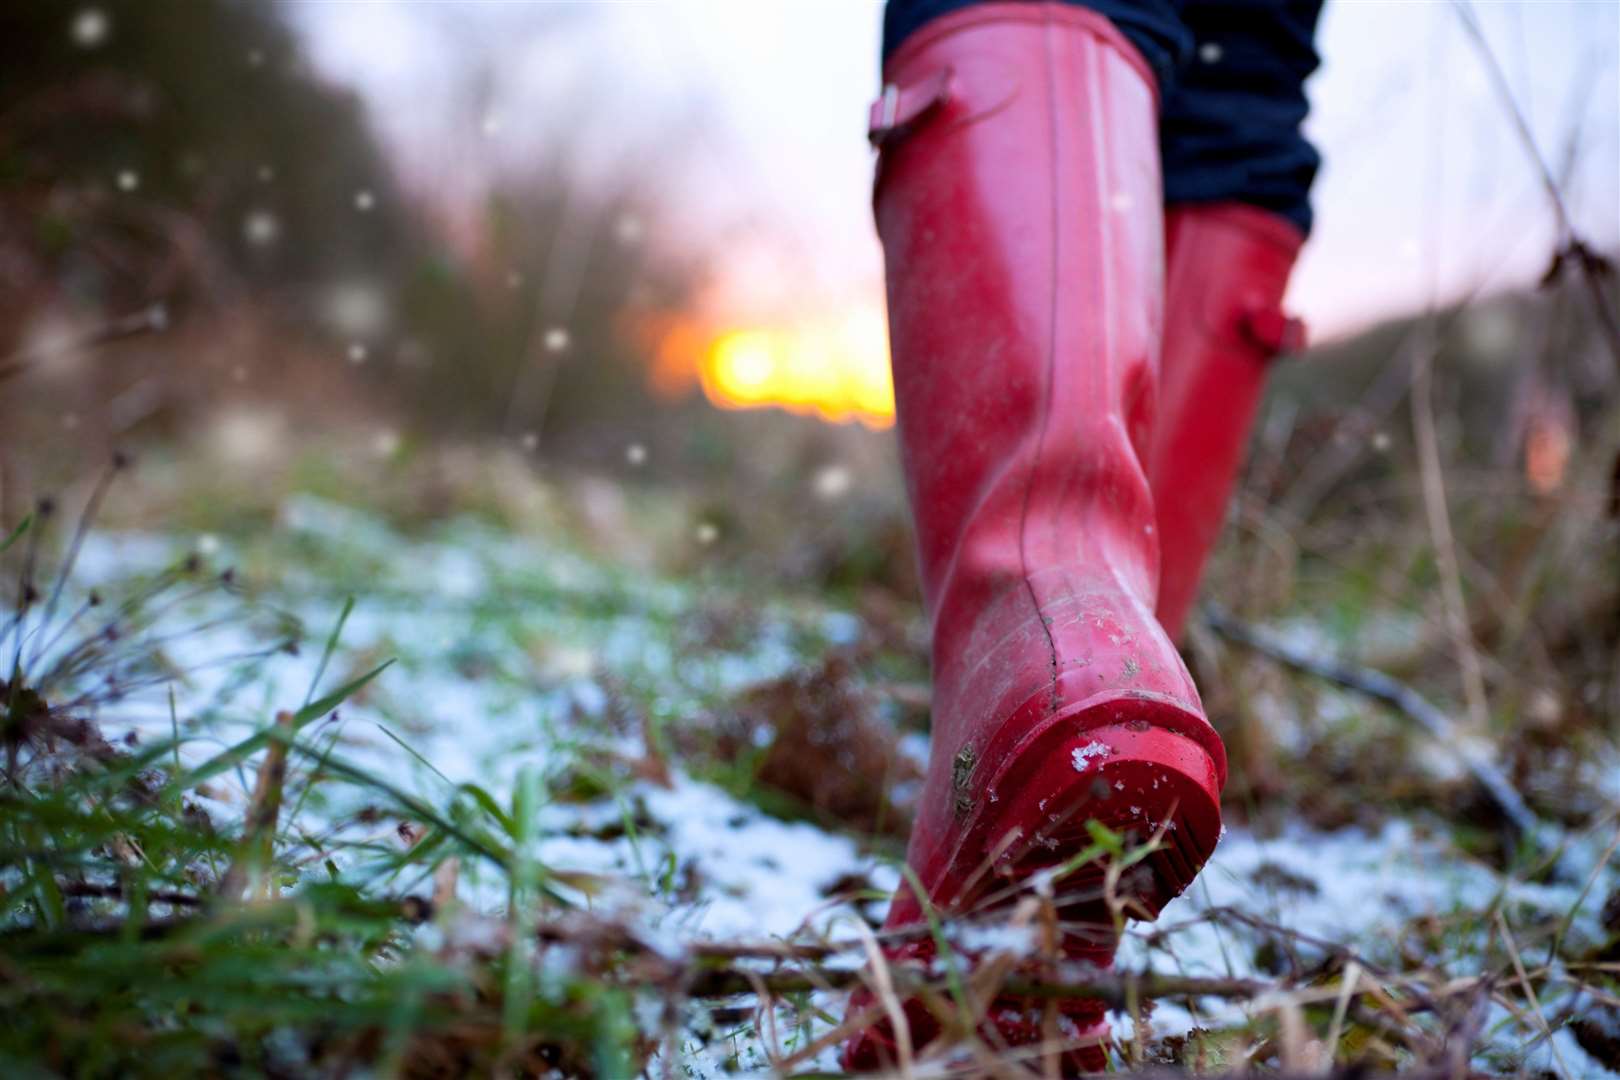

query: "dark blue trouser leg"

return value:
[883, 0, 1193, 90]
[1161, 0, 1323, 233]
[881, 0, 1324, 234]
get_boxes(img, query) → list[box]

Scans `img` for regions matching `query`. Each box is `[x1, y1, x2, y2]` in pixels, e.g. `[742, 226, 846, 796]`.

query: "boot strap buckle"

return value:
[868, 69, 954, 147]
[1241, 307, 1307, 356]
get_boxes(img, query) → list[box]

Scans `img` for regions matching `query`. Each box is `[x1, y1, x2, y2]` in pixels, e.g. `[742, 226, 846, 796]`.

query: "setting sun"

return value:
[698, 307, 894, 427]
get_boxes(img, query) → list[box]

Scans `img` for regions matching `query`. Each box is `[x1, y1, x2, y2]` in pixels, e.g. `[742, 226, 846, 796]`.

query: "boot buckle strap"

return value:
[1241, 306, 1308, 356]
[868, 69, 954, 147]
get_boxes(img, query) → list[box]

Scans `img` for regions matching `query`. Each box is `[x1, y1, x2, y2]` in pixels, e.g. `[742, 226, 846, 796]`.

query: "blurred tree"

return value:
[0, 0, 709, 470]
[392, 177, 703, 451]
[0, 0, 412, 322]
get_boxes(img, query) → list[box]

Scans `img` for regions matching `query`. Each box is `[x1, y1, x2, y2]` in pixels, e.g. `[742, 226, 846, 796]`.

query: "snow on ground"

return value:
[57, 501, 1620, 1076]
[1122, 818, 1615, 1077]
[67, 503, 889, 939]
[1144, 820, 1577, 975]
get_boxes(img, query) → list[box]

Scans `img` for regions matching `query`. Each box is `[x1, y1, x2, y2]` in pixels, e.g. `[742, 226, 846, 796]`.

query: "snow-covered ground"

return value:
[59, 496, 1619, 1077]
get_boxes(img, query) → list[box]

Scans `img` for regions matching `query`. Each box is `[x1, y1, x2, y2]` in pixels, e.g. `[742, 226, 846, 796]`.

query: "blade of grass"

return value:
[0, 513, 32, 555]
[280, 740, 522, 881]
[283, 717, 348, 838]
[168, 686, 181, 777]
[177, 660, 393, 790]
[376, 722, 453, 788]
[501, 767, 544, 1057]
[454, 782, 517, 838]
[302, 597, 354, 709]
[899, 863, 975, 1034]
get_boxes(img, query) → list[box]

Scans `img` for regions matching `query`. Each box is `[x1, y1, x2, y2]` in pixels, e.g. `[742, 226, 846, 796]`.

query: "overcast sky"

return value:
[292, 0, 1619, 342]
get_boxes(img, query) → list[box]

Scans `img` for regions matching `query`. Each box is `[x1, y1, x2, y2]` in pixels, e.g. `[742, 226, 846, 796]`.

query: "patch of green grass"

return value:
[7, 436, 1619, 1077]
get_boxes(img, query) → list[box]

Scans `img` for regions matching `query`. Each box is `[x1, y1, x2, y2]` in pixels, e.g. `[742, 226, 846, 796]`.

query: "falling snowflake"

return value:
[243, 210, 280, 247]
[813, 464, 851, 500]
[116, 170, 139, 192]
[506, 271, 524, 290]
[324, 281, 388, 338]
[695, 522, 719, 545]
[347, 343, 368, 365]
[195, 534, 222, 557]
[71, 8, 109, 48]
[625, 442, 647, 466]
[372, 430, 401, 458]
[246, 48, 265, 68]
[353, 189, 375, 212]
[615, 214, 644, 245]
[520, 432, 540, 452]
[257, 165, 275, 183]
[1198, 41, 1223, 64]
[543, 327, 570, 353]
[481, 112, 503, 137]
[209, 404, 285, 465]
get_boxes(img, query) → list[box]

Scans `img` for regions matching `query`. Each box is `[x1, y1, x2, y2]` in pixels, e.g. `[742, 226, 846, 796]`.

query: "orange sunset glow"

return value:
[653, 306, 896, 428]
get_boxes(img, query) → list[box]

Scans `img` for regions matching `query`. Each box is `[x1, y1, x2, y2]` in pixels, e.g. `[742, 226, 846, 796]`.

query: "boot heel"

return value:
[1046, 719, 1222, 918]
[943, 701, 1224, 920]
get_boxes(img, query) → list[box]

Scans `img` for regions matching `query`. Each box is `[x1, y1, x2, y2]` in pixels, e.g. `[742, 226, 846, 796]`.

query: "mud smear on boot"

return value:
[952, 743, 976, 818]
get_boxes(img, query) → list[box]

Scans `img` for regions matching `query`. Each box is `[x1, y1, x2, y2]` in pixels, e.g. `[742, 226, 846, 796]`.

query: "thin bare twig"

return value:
[216, 710, 295, 900]
[1450, 0, 1620, 372]
[0, 304, 169, 382]
[853, 917, 915, 1077]
[1410, 338, 1494, 738]
[1204, 604, 1540, 839]
[1494, 909, 1571, 1079]
[57, 880, 203, 908]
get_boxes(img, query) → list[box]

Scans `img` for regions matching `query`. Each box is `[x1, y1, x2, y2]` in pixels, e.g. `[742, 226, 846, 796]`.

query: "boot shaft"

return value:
[874, 3, 1166, 625]
[1152, 202, 1305, 641]
[870, 2, 1223, 906]
[844, 12, 1237, 1068]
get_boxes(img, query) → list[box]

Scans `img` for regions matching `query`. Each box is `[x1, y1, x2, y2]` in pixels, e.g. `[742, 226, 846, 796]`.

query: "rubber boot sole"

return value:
[845, 691, 1221, 1074]
[941, 688, 1223, 922]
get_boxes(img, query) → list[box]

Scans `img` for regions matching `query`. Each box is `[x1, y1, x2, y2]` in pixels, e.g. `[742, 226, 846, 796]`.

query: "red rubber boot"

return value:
[845, 5, 1226, 1072]
[1150, 204, 1306, 642]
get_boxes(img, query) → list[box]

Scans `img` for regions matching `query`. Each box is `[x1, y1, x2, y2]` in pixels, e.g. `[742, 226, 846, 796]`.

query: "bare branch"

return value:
[1204, 604, 1541, 840]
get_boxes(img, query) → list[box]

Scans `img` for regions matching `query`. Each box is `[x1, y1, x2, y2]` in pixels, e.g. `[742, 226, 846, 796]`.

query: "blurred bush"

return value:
[0, 0, 706, 472]
[0, 0, 410, 313]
